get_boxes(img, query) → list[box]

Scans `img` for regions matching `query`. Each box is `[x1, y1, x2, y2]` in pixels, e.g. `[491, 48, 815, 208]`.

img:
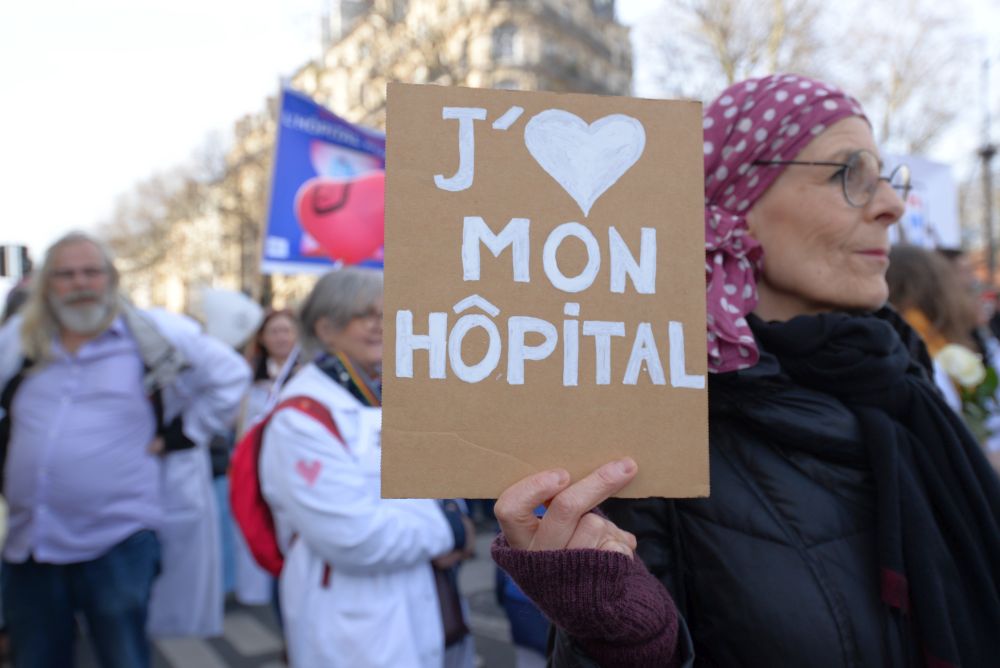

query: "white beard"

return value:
[49, 291, 114, 335]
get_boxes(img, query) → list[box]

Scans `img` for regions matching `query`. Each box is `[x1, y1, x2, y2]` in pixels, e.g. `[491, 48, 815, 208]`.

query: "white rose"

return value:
[935, 343, 987, 388]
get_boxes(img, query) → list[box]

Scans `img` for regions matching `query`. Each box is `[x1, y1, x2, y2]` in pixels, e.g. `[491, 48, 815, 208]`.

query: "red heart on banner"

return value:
[295, 171, 385, 265]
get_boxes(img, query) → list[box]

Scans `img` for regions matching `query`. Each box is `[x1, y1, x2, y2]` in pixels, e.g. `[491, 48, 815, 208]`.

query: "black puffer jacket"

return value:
[553, 350, 920, 667]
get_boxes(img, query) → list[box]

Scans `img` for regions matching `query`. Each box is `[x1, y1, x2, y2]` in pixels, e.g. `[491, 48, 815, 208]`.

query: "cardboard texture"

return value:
[382, 83, 708, 499]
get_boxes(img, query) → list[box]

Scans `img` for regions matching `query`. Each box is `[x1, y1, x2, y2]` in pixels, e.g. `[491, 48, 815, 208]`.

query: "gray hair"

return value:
[19, 230, 120, 362]
[299, 267, 383, 356]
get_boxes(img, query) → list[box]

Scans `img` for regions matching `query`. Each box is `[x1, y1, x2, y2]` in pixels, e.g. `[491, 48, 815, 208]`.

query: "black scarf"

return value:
[751, 309, 1000, 667]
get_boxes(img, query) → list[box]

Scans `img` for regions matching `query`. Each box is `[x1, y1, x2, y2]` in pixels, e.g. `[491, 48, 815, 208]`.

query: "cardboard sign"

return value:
[382, 83, 708, 499]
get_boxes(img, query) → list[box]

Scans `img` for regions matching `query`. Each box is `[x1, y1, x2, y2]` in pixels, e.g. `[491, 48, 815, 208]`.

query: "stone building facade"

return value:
[294, 0, 631, 129]
[123, 0, 632, 310]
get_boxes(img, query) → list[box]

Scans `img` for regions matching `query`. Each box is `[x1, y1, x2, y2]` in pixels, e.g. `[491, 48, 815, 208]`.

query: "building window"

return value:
[492, 23, 519, 63]
[592, 0, 614, 20]
[543, 36, 561, 61]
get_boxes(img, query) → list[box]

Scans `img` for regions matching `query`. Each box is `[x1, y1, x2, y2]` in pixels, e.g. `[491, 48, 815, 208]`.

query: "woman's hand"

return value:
[494, 458, 639, 557]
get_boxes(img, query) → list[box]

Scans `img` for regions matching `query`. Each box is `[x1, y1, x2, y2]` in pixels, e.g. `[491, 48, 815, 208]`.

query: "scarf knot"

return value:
[752, 312, 915, 415]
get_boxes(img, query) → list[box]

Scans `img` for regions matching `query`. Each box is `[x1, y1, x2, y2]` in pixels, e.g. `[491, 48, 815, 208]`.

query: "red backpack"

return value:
[229, 395, 342, 576]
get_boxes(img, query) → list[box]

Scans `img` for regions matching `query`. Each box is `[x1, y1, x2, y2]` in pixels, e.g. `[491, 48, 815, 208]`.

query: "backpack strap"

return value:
[120, 302, 188, 395]
[0, 358, 34, 494]
[269, 395, 342, 588]
[123, 304, 193, 453]
[273, 396, 344, 445]
[0, 358, 32, 424]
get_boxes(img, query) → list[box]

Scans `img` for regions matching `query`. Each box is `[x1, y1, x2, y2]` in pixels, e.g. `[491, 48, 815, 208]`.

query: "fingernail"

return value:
[546, 469, 569, 487]
[616, 457, 637, 475]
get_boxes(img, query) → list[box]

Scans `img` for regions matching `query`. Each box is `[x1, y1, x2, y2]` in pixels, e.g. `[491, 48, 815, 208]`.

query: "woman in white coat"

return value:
[260, 268, 473, 668]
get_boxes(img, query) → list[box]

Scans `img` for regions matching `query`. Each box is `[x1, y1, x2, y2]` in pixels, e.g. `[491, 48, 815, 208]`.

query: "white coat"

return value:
[260, 363, 455, 668]
[0, 307, 250, 638]
[142, 308, 250, 637]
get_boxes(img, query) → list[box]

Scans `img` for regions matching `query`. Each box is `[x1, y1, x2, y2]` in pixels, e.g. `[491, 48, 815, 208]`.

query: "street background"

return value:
[76, 528, 517, 668]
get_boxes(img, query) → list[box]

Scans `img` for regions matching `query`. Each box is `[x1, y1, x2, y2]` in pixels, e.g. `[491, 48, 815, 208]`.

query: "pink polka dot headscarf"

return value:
[704, 73, 867, 373]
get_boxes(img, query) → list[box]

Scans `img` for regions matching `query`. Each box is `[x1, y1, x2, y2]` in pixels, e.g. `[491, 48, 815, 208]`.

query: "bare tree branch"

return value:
[638, 0, 972, 154]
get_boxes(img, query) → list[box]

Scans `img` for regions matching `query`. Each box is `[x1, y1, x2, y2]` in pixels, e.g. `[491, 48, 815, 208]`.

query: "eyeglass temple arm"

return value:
[752, 160, 847, 168]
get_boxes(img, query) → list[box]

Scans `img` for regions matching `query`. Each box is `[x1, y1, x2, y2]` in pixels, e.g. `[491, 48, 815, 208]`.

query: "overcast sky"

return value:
[0, 0, 322, 257]
[1, 0, 996, 262]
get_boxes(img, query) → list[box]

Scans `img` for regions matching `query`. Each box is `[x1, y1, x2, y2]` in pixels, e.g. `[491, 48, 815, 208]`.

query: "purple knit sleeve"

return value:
[491, 534, 680, 667]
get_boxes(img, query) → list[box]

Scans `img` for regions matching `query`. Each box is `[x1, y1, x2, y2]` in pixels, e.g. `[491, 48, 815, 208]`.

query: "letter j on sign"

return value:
[382, 84, 708, 499]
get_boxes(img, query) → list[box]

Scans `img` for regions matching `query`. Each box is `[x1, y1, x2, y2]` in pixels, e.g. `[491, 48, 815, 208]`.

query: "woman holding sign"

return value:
[492, 74, 1000, 667]
[258, 268, 475, 668]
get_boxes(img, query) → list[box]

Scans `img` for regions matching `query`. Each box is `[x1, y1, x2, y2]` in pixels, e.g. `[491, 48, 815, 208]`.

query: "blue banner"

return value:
[261, 89, 385, 274]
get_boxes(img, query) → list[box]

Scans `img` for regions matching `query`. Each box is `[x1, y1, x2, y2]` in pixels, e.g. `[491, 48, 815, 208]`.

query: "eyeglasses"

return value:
[351, 307, 383, 326]
[51, 267, 108, 282]
[753, 150, 911, 208]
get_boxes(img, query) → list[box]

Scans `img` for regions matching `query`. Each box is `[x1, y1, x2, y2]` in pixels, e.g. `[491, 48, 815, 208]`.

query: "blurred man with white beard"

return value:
[0, 231, 250, 668]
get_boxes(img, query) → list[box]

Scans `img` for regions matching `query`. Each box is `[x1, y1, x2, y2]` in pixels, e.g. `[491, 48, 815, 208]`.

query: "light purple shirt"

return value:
[3, 317, 162, 564]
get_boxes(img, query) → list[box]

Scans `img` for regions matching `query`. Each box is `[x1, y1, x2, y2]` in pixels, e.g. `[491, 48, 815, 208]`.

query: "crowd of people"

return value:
[0, 71, 998, 668]
[0, 233, 490, 668]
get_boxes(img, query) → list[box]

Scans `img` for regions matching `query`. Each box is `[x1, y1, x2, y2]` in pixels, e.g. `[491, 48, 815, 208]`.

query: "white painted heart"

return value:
[524, 110, 646, 217]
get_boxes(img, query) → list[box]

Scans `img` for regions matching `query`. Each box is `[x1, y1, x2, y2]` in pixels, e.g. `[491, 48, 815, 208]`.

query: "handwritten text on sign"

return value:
[382, 84, 707, 499]
[394, 105, 704, 390]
